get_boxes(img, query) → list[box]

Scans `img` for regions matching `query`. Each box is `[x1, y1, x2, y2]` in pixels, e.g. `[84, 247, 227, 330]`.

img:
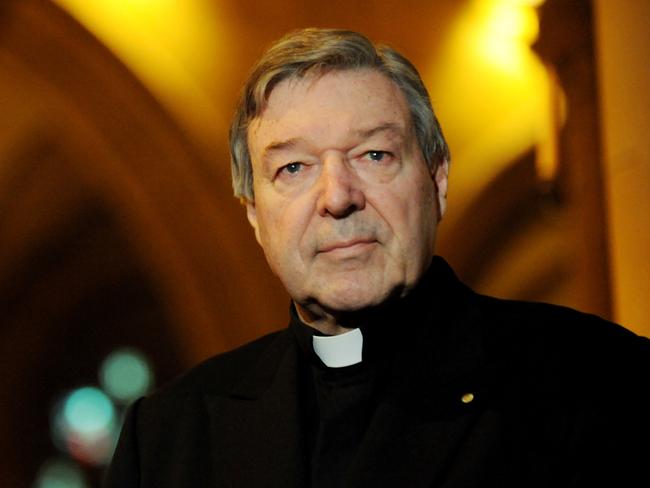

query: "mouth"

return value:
[318, 238, 377, 254]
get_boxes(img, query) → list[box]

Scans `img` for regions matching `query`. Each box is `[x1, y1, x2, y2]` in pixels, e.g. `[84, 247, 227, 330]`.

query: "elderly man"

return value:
[106, 29, 650, 487]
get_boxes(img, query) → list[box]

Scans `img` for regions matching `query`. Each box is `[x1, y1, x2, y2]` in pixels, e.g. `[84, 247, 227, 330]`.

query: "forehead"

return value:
[247, 69, 412, 153]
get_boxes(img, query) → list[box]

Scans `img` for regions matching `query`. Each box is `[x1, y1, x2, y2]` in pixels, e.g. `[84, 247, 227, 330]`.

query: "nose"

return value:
[316, 155, 366, 218]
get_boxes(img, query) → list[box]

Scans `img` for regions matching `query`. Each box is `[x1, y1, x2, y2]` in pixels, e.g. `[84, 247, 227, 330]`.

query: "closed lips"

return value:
[318, 239, 376, 253]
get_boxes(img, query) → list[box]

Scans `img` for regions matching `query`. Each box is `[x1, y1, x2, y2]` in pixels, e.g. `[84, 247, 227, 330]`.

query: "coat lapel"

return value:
[347, 362, 501, 487]
[205, 331, 310, 487]
[347, 401, 482, 487]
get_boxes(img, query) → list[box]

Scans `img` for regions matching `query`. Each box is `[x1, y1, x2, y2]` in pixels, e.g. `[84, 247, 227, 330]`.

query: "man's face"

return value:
[246, 69, 448, 319]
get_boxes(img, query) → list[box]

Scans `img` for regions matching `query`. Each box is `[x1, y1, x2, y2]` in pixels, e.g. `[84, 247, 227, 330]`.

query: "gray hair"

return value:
[229, 28, 450, 201]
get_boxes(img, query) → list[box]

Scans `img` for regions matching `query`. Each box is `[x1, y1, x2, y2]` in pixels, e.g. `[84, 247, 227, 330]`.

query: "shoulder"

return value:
[474, 293, 650, 394]
[476, 293, 649, 353]
[145, 328, 291, 402]
[106, 329, 295, 485]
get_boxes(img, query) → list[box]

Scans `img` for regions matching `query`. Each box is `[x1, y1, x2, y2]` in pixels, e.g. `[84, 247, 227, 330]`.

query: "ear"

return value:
[245, 200, 262, 245]
[433, 159, 450, 219]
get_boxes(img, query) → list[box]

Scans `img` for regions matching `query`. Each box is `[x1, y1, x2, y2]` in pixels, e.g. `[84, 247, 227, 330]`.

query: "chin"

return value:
[314, 283, 395, 314]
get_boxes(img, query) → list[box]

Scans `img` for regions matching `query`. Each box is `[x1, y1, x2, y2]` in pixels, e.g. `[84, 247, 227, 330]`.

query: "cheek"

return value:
[402, 173, 436, 216]
[257, 200, 308, 253]
[403, 178, 438, 242]
[253, 202, 283, 252]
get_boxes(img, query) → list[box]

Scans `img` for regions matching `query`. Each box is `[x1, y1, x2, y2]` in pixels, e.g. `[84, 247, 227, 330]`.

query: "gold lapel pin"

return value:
[461, 392, 475, 404]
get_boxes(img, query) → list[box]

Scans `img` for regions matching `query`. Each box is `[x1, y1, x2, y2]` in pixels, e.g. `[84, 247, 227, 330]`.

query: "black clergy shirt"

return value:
[291, 314, 380, 488]
[288, 258, 460, 488]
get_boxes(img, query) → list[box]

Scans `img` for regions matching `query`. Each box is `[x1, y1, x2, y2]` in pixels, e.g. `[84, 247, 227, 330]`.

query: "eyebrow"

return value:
[261, 121, 406, 160]
[355, 122, 405, 140]
[262, 138, 300, 158]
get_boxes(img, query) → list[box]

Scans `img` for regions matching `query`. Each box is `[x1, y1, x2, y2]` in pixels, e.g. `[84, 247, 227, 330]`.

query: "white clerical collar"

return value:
[312, 328, 363, 368]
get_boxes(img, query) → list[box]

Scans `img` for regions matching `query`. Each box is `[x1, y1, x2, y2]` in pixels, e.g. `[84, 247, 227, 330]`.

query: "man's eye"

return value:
[280, 162, 303, 175]
[366, 151, 389, 162]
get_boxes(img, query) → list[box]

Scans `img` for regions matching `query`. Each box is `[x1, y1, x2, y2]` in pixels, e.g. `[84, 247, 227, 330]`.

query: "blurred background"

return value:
[0, 0, 648, 486]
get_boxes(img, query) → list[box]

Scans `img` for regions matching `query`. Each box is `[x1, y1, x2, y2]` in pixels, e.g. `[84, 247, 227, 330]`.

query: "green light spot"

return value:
[33, 458, 87, 488]
[99, 347, 153, 403]
[63, 387, 115, 436]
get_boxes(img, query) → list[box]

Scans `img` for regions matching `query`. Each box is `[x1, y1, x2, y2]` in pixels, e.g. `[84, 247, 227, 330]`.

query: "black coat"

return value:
[105, 258, 650, 487]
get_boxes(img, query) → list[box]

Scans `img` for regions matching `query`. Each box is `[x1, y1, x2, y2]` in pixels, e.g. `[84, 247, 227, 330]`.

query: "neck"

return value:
[293, 258, 443, 335]
[294, 286, 408, 335]
[294, 302, 353, 335]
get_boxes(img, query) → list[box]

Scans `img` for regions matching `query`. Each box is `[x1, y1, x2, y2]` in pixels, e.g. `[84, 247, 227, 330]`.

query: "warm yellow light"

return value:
[474, 0, 540, 71]
[54, 0, 232, 146]
[425, 0, 552, 207]
[485, 3, 539, 44]
[516, 0, 546, 7]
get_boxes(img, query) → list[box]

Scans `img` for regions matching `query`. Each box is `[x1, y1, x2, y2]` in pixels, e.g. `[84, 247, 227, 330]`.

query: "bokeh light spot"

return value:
[33, 458, 88, 488]
[63, 387, 115, 435]
[99, 347, 153, 403]
[51, 387, 117, 465]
